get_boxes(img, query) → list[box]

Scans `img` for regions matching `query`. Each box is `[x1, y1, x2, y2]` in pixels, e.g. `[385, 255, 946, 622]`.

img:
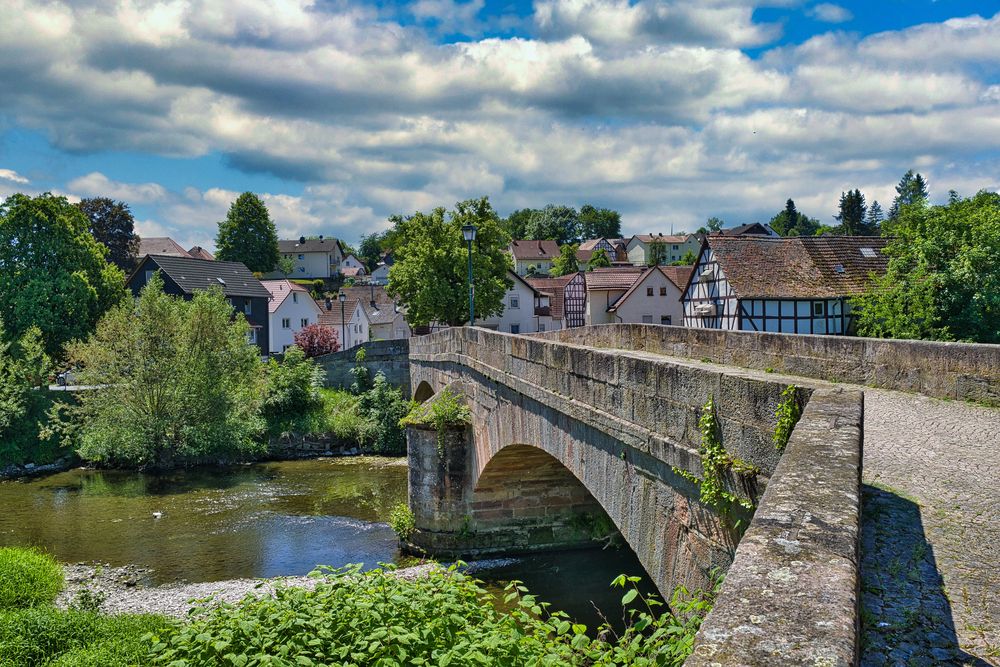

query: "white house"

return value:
[318, 297, 370, 349]
[479, 270, 558, 333]
[681, 236, 890, 335]
[509, 240, 560, 276]
[270, 236, 345, 279]
[583, 267, 646, 325]
[371, 263, 391, 285]
[626, 234, 700, 266]
[605, 266, 691, 327]
[261, 280, 324, 355]
[364, 302, 411, 340]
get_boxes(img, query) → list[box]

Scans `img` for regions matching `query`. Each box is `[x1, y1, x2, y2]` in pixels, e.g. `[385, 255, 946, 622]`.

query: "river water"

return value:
[0, 456, 654, 627]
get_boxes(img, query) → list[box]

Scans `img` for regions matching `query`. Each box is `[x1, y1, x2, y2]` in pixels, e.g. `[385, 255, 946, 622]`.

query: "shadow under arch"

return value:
[413, 381, 435, 403]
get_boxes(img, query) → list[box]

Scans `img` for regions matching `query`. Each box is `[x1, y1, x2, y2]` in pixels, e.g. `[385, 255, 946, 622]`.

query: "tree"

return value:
[647, 241, 668, 266]
[387, 197, 512, 327]
[550, 243, 580, 276]
[68, 274, 266, 468]
[854, 190, 1000, 344]
[578, 205, 622, 240]
[293, 323, 340, 357]
[587, 248, 612, 270]
[769, 199, 821, 237]
[359, 232, 386, 270]
[504, 208, 539, 240]
[888, 170, 929, 220]
[276, 256, 295, 277]
[866, 200, 884, 234]
[262, 346, 324, 428]
[356, 372, 412, 455]
[697, 217, 725, 234]
[671, 249, 698, 266]
[523, 205, 579, 245]
[215, 192, 280, 273]
[76, 197, 140, 271]
[0, 193, 126, 356]
[0, 324, 52, 464]
[835, 189, 870, 235]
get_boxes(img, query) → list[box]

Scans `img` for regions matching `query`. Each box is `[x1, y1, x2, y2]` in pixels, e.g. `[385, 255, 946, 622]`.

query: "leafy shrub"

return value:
[263, 346, 324, 431]
[148, 565, 715, 667]
[0, 547, 64, 610]
[388, 503, 416, 541]
[293, 323, 340, 357]
[0, 326, 59, 467]
[319, 388, 375, 445]
[773, 384, 803, 451]
[0, 607, 169, 667]
[348, 347, 371, 394]
[357, 373, 412, 454]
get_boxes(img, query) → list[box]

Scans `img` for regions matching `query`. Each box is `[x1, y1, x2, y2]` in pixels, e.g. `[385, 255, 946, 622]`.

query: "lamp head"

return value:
[338, 292, 346, 303]
[461, 224, 477, 242]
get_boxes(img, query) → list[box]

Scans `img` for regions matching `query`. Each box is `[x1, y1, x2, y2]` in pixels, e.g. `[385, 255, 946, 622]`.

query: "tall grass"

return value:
[0, 547, 64, 610]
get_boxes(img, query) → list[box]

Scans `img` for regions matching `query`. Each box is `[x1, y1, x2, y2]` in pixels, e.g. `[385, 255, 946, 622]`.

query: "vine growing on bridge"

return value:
[773, 384, 803, 451]
[673, 396, 755, 513]
[401, 388, 471, 459]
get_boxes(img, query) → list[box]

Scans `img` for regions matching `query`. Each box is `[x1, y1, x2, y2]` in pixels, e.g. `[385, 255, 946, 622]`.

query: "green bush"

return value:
[0, 325, 62, 467]
[148, 565, 716, 667]
[388, 502, 415, 541]
[0, 547, 64, 610]
[0, 607, 169, 667]
[357, 373, 412, 454]
[263, 346, 325, 433]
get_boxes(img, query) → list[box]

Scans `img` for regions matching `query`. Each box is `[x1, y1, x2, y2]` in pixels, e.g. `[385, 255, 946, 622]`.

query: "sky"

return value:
[1, 0, 999, 250]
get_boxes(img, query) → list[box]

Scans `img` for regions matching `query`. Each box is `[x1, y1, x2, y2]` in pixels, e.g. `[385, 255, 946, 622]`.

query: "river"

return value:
[0, 456, 656, 627]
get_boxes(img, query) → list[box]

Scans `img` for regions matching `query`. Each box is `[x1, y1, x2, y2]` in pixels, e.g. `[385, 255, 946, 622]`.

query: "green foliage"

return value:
[0, 547, 64, 610]
[402, 388, 471, 458]
[68, 274, 266, 468]
[523, 204, 579, 244]
[854, 190, 1000, 343]
[0, 193, 126, 356]
[578, 204, 622, 240]
[770, 198, 822, 237]
[262, 346, 324, 431]
[0, 607, 169, 667]
[697, 217, 724, 234]
[75, 197, 140, 272]
[148, 564, 714, 667]
[348, 346, 371, 395]
[388, 503, 416, 541]
[276, 255, 295, 277]
[503, 208, 539, 240]
[888, 169, 929, 220]
[215, 192, 280, 273]
[387, 197, 512, 327]
[835, 189, 877, 236]
[647, 240, 668, 266]
[773, 385, 803, 451]
[671, 250, 697, 266]
[673, 396, 754, 513]
[587, 247, 612, 270]
[550, 243, 580, 276]
[357, 373, 412, 455]
[0, 325, 60, 466]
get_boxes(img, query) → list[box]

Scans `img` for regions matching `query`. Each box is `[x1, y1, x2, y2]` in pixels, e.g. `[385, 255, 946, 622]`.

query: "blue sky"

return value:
[1, 0, 999, 249]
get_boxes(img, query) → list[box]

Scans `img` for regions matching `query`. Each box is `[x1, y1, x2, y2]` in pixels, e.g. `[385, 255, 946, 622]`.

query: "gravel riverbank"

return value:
[55, 559, 518, 618]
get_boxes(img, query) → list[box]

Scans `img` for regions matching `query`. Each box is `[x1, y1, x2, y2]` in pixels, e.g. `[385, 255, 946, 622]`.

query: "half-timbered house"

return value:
[527, 272, 587, 329]
[682, 236, 889, 335]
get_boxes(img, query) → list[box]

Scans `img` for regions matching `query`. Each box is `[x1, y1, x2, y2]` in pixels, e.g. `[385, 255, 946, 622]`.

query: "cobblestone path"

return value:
[861, 390, 1000, 666]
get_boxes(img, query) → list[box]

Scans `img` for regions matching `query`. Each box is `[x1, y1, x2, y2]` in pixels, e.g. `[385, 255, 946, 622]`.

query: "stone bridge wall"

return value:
[316, 339, 410, 393]
[535, 324, 1000, 406]
[407, 327, 821, 596]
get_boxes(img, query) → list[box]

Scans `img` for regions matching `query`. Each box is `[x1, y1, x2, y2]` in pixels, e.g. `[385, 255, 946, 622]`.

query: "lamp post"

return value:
[461, 224, 477, 326]
[338, 292, 347, 349]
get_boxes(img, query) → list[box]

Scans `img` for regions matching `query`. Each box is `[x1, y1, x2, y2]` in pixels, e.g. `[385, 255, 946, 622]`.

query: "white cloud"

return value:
[68, 172, 169, 203]
[0, 169, 29, 184]
[808, 3, 852, 24]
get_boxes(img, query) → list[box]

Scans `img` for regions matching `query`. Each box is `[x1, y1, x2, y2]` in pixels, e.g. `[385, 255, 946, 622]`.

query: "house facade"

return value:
[317, 297, 370, 349]
[526, 273, 586, 329]
[681, 236, 890, 335]
[364, 303, 411, 341]
[583, 267, 646, 325]
[509, 240, 560, 276]
[261, 280, 323, 355]
[607, 266, 691, 326]
[626, 234, 700, 265]
[127, 254, 271, 354]
[479, 270, 559, 333]
[272, 237, 345, 279]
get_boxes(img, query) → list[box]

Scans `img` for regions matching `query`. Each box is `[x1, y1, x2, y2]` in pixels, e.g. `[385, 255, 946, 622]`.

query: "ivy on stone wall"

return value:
[773, 385, 803, 451]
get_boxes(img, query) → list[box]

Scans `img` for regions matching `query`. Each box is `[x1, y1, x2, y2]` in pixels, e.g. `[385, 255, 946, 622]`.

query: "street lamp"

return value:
[461, 224, 477, 326]
[338, 292, 347, 349]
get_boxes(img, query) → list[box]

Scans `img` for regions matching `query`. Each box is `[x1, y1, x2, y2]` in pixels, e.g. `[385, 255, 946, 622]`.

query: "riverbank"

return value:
[55, 559, 517, 618]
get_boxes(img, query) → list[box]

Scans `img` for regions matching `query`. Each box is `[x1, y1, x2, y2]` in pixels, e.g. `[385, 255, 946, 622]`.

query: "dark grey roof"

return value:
[278, 238, 342, 254]
[145, 255, 270, 299]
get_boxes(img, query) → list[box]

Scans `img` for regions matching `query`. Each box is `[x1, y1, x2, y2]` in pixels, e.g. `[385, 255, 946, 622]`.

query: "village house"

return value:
[337, 284, 410, 340]
[719, 222, 779, 237]
[479, 270, 559, 333]
[526, 273, 587, 329]
[370, 252, 393, 285]
[126, 254, 271, 354]
[575, 238, 628, 270]
[583, 266, 646, 325]
[607, 265, 692, 327]
[509, 240, 560, 276]
[625, 233, 700, 265]
[271, 236, 346, 279]
[137, 237, 193, 258]
[681, 236, 890, 334]
[261, 280, 324, 355]
[317, 296, 370, 349]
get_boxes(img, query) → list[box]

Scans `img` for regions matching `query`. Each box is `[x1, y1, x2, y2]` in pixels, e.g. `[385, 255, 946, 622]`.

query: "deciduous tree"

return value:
[504, 208, 539, 240]
[76, 197, 140, 271]
[578, 205, 622, 240]
[0, 193, 126, 356]
[769, 199, 821, 237]
[215, 192, 280, 273]
[523, 205, 579, 244]
[587, 248, 612, 270]
[551, 243, 580, 276]
[387, 197, 512, 327]
[293, 324, 340, 357]
[697, 217, 724, 234]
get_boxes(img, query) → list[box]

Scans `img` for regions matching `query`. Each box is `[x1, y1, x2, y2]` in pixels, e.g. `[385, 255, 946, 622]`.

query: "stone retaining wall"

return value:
[685, 387, 864, 666]
[315, 339, 410, 393]
[535, 324, 999, 405]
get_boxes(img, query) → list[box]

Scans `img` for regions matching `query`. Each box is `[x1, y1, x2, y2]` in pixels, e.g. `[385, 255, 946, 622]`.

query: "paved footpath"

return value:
[861, 390, 1000, 666]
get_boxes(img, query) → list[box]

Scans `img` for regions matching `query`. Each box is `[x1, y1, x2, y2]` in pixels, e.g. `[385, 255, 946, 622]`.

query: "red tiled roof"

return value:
[584, 266, 645, 291]
[317, 298, 360, 327]
[510, 239, 560, 260]
[658, 265, 694, 290]
[138, 237, 190, 257]
[187, 246, 215, 260]
[526, 274, 578, 320]
[630, 234, 692, 244]
[261, 279, 310, 314]
[709, 236, 890, 299]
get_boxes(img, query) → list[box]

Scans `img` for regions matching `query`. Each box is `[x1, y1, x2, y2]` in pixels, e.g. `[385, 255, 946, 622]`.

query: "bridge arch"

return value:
[413, 381, 435, 403]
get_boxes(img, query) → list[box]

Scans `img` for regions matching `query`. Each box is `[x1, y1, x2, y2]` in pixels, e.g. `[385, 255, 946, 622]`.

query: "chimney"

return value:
[319, 235, 324, 242]
[299, 236, 306, 245]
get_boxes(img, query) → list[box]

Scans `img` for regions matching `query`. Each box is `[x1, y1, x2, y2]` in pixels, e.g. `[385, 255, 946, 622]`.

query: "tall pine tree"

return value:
[835, 189, 869, 235]
[888, 170, 929, 220]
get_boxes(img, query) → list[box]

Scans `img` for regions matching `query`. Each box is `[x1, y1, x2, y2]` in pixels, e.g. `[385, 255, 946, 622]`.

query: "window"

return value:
[860, 247, 877, 258]
[659, 286, 667, 296]
[298, 267, 305, 273]
[282, 318, 291, 329]
[661, 315, 672, 325]
[244, 301, 252, 315]
[813, 301, 825, 316]
[298, 254, 304, 260]
[642, 315, 653, 324]
[292, 293, 298, 303]
[300, 318, 309, 327]
[510, 296, 520, 309]
[672, 244, 679, 250]
[510, 324, 520, 334]
[646, 287, 654, 296]
[144, 270, 155, 283]
[539, 323, 546, 332]
[248, 329, 258, 344]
